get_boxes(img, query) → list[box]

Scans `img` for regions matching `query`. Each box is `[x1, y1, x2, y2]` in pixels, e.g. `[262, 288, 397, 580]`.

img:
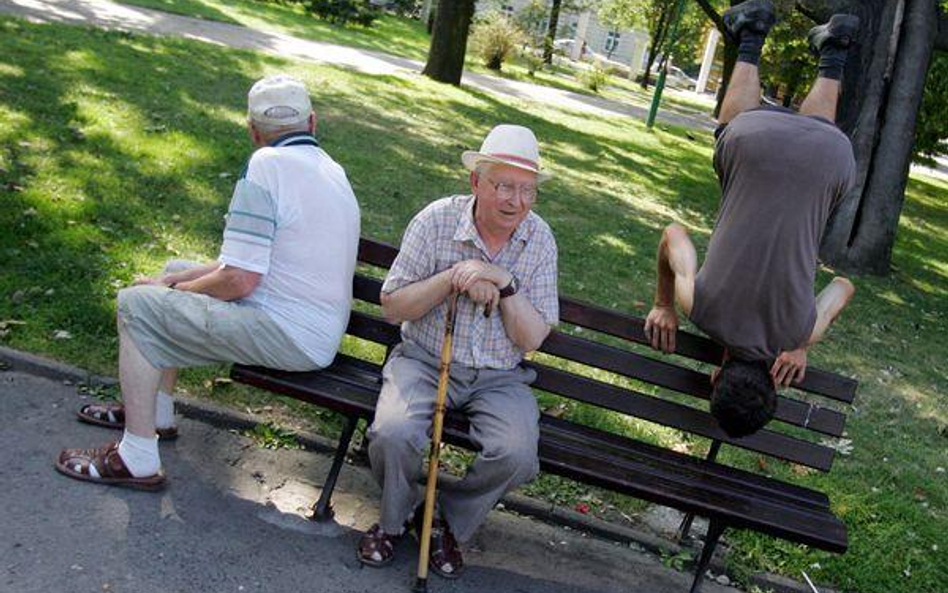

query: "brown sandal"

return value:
[413, 511, 464, 579]
[78, 403, 178, 440]
[428, 517, 464, 579]
[358, 523, 398, 567]
[55, 442, 166, 491]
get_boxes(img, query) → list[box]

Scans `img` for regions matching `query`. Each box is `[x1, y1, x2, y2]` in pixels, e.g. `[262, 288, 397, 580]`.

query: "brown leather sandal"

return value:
[413, 511, 464, 579]
[428, 517, 464, 579]
[357, 523, 398, 567]
[78, 402, 178, 440]
[55, 442, 166, 491]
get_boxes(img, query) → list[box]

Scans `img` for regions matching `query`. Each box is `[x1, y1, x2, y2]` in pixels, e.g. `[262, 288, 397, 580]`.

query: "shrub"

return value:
[580, 60, 611, 92]
[386, 0, 420, 17]
[469, 12, 526, 71]
[523, 49, 544, 77]
[306, 0, 380, 26]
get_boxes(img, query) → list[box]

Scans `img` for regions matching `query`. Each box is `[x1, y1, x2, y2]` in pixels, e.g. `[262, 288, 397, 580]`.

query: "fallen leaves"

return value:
[820, 437, 854, 456]
[0, 319, 26, 339]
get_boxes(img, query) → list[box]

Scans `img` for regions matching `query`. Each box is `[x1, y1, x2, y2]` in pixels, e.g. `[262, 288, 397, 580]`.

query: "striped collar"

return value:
[270, 132, 319, 148]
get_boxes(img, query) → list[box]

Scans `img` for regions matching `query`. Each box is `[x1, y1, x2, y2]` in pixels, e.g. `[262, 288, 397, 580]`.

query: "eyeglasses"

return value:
[485, 178, 538, 201]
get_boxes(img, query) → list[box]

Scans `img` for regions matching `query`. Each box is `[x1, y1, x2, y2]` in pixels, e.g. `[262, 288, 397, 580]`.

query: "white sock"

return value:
[156, 390, 175, 429]
[116, 430, 161, 478]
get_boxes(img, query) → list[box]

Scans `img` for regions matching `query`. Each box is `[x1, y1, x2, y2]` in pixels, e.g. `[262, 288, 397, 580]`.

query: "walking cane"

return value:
[413, 292, 460, 593]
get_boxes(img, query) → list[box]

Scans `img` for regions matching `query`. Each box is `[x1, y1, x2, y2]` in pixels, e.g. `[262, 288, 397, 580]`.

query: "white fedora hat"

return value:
[461, 124, 552, 182]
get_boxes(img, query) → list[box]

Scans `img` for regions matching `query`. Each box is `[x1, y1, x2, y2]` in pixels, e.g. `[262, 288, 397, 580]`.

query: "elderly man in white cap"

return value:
[358, 124, 558, 578]
[55, 74, 360, 490]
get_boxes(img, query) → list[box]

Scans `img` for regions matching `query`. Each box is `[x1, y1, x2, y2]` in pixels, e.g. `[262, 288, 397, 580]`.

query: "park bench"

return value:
[231, 237, 858, 593]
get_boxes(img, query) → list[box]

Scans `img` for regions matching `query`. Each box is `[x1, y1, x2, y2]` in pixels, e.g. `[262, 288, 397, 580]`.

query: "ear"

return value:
[248, 121, 264, 147]
[469, 170, 479, 194]
[308, 111, 317, 134]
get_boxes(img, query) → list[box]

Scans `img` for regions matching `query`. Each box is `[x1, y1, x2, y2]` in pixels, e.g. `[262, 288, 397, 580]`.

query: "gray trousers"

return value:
[367, 341, 540, 543]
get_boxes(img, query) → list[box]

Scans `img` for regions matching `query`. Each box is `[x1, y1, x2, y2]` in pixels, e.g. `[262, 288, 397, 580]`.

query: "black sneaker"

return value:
[808, 14, 861, 54]
[722, 0, 777, 41]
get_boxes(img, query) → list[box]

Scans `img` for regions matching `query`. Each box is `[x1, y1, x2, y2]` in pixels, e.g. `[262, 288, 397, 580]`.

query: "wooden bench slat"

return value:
[540, 415, 830, 510]
[358, 237, 399, 269]
[346, 311, 400, 346]
[538, 330, 847, 437]
[538, 440, 847, 552]
[527, 363, 836, 471]
[558, 297, 857, 403]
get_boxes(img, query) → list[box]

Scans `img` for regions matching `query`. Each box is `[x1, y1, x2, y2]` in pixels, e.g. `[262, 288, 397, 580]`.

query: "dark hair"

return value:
[710, 358, 777, 438]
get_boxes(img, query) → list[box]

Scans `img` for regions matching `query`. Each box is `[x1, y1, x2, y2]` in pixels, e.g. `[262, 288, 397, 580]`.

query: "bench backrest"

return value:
[350, 238, 856, 472]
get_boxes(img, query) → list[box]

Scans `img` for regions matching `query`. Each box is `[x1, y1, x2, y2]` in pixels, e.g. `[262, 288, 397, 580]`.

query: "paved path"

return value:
[0, 364, 742, 593]
[0, 0, 716, 131]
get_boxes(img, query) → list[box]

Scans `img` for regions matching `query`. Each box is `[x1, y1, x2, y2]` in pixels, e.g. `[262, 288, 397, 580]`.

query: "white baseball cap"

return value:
[247, 74, 312, 126]
[461, 124, 552, 182]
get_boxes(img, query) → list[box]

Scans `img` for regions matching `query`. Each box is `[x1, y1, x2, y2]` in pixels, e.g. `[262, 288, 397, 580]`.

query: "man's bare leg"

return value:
[718, 0, 776, 124]
[808, 277, 855, 345]
[115, 318, 163, 477]
[800, 14, 860, 122]
[719, 62, 763, 125]
[645, 223, 697, 353]
[119, 322, 162, 438]
[799, 78, 841, 122]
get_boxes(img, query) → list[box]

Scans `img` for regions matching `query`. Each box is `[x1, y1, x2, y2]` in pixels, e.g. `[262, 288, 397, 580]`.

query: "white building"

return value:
[476, 0, 650, 74]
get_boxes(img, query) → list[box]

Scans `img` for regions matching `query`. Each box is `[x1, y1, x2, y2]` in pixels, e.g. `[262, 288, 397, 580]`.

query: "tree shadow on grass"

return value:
[0, 20, 267, 367]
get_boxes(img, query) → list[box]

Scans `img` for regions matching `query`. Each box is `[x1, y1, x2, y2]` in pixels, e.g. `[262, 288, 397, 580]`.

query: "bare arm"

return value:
[499, 290, 550, 352]
[644, 223, 697, 353]
[451, 260, 552, 353]
[380, 268, 454, 324]
[133, 262, 219, 287]
[175, 265, 261, 301]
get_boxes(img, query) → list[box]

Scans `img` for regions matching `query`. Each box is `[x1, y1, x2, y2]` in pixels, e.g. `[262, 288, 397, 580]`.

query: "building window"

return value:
[605, 30, 621, 55]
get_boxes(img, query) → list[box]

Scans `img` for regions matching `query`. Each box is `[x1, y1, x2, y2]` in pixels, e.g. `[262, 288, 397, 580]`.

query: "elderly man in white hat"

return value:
[358, 124, 558, 578]
[55, 74, 361, 490]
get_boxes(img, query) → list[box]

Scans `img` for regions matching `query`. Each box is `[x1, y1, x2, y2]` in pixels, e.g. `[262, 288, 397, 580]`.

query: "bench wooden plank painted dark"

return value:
[231, 237, 858, 593]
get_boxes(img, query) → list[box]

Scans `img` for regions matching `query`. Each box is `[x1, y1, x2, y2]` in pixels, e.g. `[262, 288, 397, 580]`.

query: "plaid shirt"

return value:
[382, 195, 559, 370]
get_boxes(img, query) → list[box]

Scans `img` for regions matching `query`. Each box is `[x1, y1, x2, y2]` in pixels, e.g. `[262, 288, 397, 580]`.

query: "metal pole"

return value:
[647, 0, 688, 129]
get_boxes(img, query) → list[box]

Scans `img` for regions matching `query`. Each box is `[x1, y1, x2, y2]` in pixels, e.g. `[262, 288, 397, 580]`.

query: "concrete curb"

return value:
[1, 345, 838, 593]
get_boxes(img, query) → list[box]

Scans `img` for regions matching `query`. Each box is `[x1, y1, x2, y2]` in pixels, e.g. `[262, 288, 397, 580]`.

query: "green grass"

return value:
[118, 0, 432, 60]
[0, 18, 945, 593]
[116, 0, 715, 120]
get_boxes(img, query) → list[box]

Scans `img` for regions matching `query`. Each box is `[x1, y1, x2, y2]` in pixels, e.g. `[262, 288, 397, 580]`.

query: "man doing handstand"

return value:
[645, 0, 858, 438]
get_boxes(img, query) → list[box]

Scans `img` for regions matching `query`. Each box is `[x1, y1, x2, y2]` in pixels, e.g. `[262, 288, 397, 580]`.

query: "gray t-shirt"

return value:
[690, 108, 855, 361]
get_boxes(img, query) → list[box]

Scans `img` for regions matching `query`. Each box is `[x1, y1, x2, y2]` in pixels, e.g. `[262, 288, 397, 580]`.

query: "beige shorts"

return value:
[116, 260, 317, 371]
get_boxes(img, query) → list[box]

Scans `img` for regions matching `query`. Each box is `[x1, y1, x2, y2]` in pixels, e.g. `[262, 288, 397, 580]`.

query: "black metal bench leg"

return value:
[688, 519, 725, 593]
[311, 415, 359, 522]
[677, 441, 722, 543]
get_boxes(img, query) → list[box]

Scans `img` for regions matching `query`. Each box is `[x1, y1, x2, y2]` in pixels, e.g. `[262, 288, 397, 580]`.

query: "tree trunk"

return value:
[819, 0, 938, 273]
[422, 0, 475, 85]
[543, 0, 563, 64]
[641, 5, 672, 90]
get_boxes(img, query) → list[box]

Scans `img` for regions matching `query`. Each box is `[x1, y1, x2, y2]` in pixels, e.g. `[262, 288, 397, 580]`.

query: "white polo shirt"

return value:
[219, 133, 360, 368]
